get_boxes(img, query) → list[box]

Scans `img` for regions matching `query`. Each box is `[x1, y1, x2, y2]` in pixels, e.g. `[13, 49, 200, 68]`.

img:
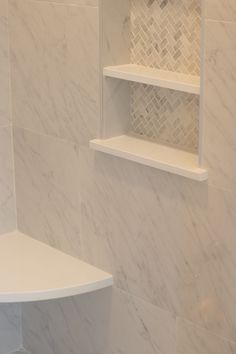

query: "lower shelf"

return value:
[0, 232, 112, 303]
[90, 135, 208, 181]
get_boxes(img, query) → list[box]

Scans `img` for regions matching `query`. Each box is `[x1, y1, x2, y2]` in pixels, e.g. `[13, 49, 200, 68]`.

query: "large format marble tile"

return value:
[22, 289, 112, 354]
[0, 304, 22, 354]
[204, 0, 236, 21]
[79, 146, 236, 341]
[0, 126, 16, 234]
[177, 318, 236, 354]
[9, 0, 99, 145]
[0, 0, 11, 126]
[203, 20, 236, 193]
[14, 127, 81, 257]
[22, 287, 175, 354]
[109, 288, 175, 354]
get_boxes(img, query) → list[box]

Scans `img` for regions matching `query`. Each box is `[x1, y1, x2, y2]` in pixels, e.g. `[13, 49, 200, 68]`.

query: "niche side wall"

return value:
[0, 0, 15, 234]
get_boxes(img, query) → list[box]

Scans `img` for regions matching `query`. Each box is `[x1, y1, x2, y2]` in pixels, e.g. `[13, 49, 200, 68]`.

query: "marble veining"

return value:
[22, 287, 175, 354]
[79, 145, 236, 341]
[204, 0, 236, 21]
[203, 20, 236, 193]
[0, 304, 22, 354]
[109, 288, 175, 354]
[0, 2, 19, 352]
[14, 127, 81, 258]
[10, 0, 99, 146]
[22, 289, 112, 354]
[177, 319, 236, 354]
[8, 0, 236, 353]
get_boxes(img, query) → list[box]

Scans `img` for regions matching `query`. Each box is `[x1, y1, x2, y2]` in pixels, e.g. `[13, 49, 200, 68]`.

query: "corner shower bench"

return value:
[0, 231, 113, 303]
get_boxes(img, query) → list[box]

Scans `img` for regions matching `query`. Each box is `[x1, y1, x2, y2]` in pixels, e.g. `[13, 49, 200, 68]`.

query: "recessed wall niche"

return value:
[90, 0, 207, 181]
[130, 0, 200, 151]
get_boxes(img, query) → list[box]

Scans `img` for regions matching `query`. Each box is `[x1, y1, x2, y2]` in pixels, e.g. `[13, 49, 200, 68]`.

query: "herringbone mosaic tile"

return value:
[129, 0, 201, 151]
[130, 83, 199, 152]
[130, 0, 201, 75]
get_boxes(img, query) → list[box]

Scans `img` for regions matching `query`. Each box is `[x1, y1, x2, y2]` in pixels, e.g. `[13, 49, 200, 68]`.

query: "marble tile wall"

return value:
[0, 2, 20, 353]
[22, 289, 112, 354]
[7, 0, 236, 353]
[0, 304, 22, 354]
[203, 18, 236, 193]
[10, 0, 99, 146]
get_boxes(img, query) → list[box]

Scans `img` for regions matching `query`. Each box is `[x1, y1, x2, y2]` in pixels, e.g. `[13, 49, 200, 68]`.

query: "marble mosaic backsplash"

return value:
[129, 0, 201, 152]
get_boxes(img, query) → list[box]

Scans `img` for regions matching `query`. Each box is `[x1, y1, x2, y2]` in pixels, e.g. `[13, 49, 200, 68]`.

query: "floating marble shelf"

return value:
[0, 232, 113, 303]
[103, 64, 200, 95]
[90, 135, 208, 181]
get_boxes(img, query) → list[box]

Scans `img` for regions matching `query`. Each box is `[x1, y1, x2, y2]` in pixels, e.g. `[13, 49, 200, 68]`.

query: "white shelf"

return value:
[103, 64, 200, 95]
[90, 135, 208, 181]
[0, 232, 113, 303]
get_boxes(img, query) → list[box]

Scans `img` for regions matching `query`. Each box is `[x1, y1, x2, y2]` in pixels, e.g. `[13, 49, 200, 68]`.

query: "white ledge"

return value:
[0, 232, 113, 303]
[103, 64, 200, 95]
[90, 135, 208, 181]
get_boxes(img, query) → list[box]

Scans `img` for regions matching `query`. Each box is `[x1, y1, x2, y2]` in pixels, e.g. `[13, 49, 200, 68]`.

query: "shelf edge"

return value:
[104, 65, 200, 95]
[90, 138, 208, 182]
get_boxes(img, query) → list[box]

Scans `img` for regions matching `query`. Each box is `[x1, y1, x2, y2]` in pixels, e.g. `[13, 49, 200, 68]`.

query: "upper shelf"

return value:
[0, 232, 112, 303]
[90, 135, 208, 181]
[103, 64, 200, 95]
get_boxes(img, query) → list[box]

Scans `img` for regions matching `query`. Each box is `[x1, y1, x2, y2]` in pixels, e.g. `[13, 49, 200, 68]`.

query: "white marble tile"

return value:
[109, 288, 175, 354]
[9, 0, 99, 146]
[8, 0, 236, 352]
[177, 319, 236, 354]
[204, 0, 236, 21]
[22, 287, 175, 354]
[203, 20, 236, 193]
[0, 304, 22, 354]
[0, 126, 16, 234]
[22, 289, 112, 354]
[14, 127, 81, 257]
[79, 146, 236, 341]
[0, 0, 11, 126]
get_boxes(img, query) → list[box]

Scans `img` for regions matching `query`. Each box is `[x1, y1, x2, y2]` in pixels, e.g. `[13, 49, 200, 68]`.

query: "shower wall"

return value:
[4, 0, 236, 353]
[0, 2, 21, 354]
